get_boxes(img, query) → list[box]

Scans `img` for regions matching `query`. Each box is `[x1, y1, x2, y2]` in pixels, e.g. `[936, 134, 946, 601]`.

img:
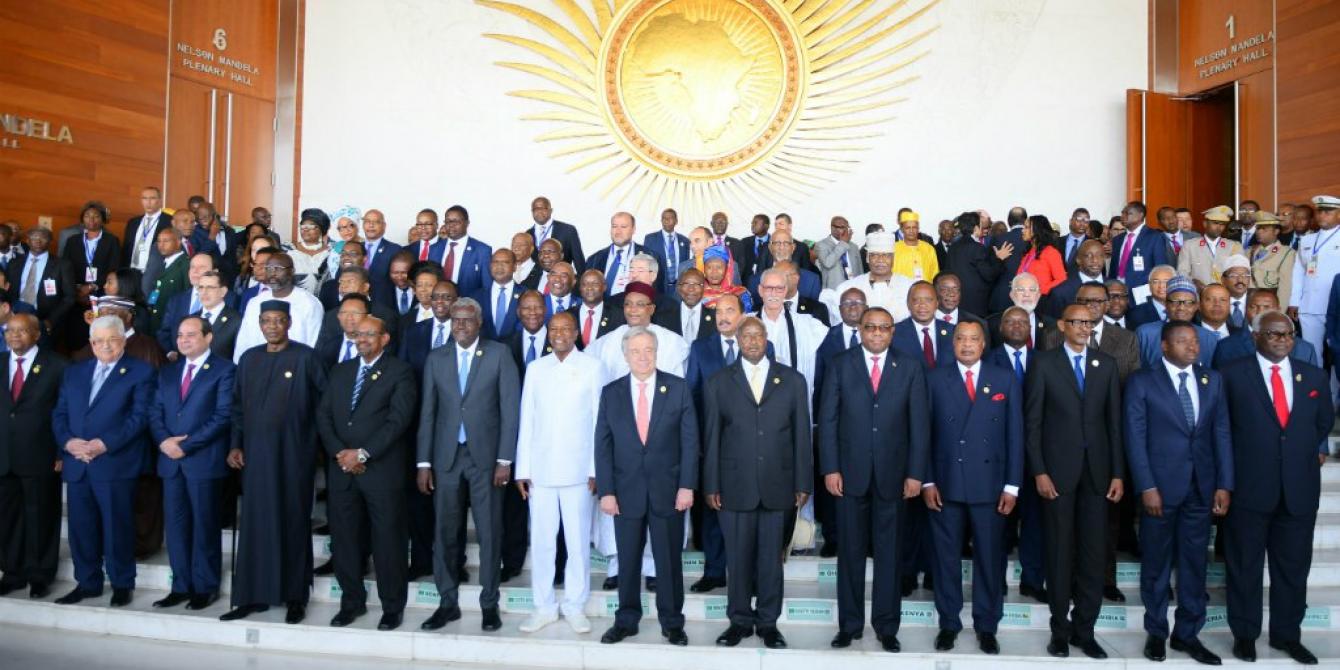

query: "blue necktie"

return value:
[1177, 371, 1195, 430]
[840, 252, 850, 277]
[1013, 350, 1025, 385]
[189, 292, 201, 314]
[665, 234, 677, 281]
[399, 289, 410, 314]
[526, 334, 537, 363]
[605, 248, 623, 293]
[725, 338, 737, 365]
[457, 349, 471, 442]
[1231, 301, 1244, 328]
[848, 328, 858, 349]
[89, 363, 111, 406]
[433, 323, 446, 349]
[342, 340, 354, 362]
[1072, 354, 1085, 393]
[495, 287, 508, 333]
[351, 364, 369, 412]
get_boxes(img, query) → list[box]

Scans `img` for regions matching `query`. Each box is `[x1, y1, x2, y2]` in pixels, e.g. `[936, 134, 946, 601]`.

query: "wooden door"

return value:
[165, 77, 216, 208]
[221, 92, 275, 224]
[1126, 89, 1235, 227]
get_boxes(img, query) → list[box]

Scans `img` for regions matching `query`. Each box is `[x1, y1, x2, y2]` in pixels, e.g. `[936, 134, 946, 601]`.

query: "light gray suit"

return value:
[417, 337, 520, 609]
[814, 236, 864, 290]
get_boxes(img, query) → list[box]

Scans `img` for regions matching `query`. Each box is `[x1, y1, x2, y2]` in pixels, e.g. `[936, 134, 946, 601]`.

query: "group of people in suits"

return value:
[1, 193, 1338, 666]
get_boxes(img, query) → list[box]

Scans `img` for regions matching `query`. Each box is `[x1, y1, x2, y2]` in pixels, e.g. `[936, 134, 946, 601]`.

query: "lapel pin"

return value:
[939, 329, 947, 336]
[118, 368, 126, 375]
[1200, 376, 1209, 385]
[773, 377, 780, 384]
[475, 350, 483, 357]
[284, 371, 293, 378]
[220, 315, 228, 323]
[31, 365, 40, 375]
[1296, 373, 1303, 382]
[601, 319, 608, 326]
[371, 372, 380, 380]
[659, 385, 667, 393]
[982, 386, 990, 394]
[203, 363, 210, 370]
[705, 315, 712, 321]
[1091, 359, 1100, 367]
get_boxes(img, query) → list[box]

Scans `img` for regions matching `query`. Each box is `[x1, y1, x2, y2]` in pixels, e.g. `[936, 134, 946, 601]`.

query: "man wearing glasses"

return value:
[815, 216, 864, 290]
[1104, 279, 1133, 330]
[1136, 276, 1218, 369]
[1127, 265, 1177, 330]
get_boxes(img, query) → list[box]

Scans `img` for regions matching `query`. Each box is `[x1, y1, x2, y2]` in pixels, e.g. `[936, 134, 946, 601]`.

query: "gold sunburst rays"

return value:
[478, 0, 938, 224]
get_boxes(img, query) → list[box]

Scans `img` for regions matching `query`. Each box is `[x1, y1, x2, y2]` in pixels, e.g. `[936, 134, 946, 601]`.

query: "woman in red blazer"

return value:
[1018, 215, 1067, 296]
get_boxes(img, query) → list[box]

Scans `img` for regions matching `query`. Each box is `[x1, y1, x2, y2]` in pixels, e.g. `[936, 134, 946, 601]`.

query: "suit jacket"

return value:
[737, 235, 770, 284]
[6, 252, 67, 323]
[745, 268, 822, 306]
[60, 231, 121, 292]
[1045, 272, 1105, 319]
[988, 227, 1026, 313]
[0, 348, 67, 477]
[586, 243, 661, 297]
[565, 301, 624, 346]
[406, 239, 442, 265]
[363, 238, 403, 305]
[1126, 299, 1163, 331]
[945, 237, 1003, 318]
[504, 328, 554, 384]
[123, 213, 171, 295]
[318, 354, 417, 490]
[1043, 323, 1139, 382]
[428, 237, 493, 297]
[702, 360, 812, 511]
[1107, 224, 1175, 289]
[891, 317, 956, 369]
[755, 244, 816, 276]
[1177, 236, 1243, 286]
[660, 302, 718, 342]
[934, 240, 953, 273]
[817, 347, 929, 500]
[1056, 234, 1093, 272]
[469, 283, 524, 340]
[148, 354, 234, 480]
[1213, 327, 1319, 369]
[987, 311, 1058, 352]
[416, 338, 520, 473]
[399, 317, 449, 381]
[1221, 357, 1333, 515]
[313, 301, 400, 366]
[203, 306, 242, 361]
[53, 355, 154, 482]
[1123, 364, 1233, 507]
[643, 230, 691, 294]
[814, 237, 864, 290]
[593, 373, 698, 518]
[530, 221, 585, 273]
[926, 362, 1023, 504]
[154, 290, 239, 353]
[517, 263, 543, 291]
[148, 254, 190, 333]
[1136, 320, 1218, 369]
[1024, 347, 1124, 493]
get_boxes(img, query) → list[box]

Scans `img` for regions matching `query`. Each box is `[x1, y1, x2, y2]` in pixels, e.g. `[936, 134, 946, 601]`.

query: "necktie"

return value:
[183, 240, 193, 256]
[90, 363, 111, 406]
[443, 241, 457, 279]
[582, 308, 594, 346]
[189, 292, 201, 314]
[20, 259, 37, 305]
[782, 309, 797, 367]
[399, 289, 410, 314]
[848, 328, 858, 349]
[363, 241, 374, 269]
[526, 334, 537, 363]
[1073, 354, 1085, 393]
[665, 234, 677, 280]
[1172, 236, 1182, 255]
[922, 327, 935, 367]
[1117, 231, 1137, 278]
[942, 313, 954, 323]
[1026, 324, 1034, 350]
[495, 287, 508, 332]
[964, 369, 976, 401]
[457, 350, 471, 442]
[748, 365, 764, 403]
[342, 340, 354, 362]
[11, 357, 24, 401]
[1089, 331, 1099, 349]
[840, 251, 850, 278]
[725, 338, 737, 364]
[433, 323, 446, 349]
[1012, 350, 1024, 385]
[201, 310, 212, 323]
[351, 364, 369, 412]
[1231, 301, 1244, 328]
[537, 225, 549, 245]
[636, 381, 650, 444]
[418, 241, 429, 261]
[684, 308, 697, 341]
[1177, 371, 1195, 430]
[1270, 365, 1289, 427]
[870, 355, 882, 392]
[606, 248, 623, 293]
[180, 363, 195, 401]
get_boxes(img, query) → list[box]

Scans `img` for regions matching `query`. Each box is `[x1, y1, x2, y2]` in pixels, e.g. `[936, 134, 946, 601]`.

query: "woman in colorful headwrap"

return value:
[328, 205, 362, 255]
[699, 244, 752, 312]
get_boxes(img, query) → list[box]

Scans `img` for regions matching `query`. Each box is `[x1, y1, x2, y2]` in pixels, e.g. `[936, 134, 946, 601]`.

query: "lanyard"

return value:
[1311, 228, 1339, 259]
[83, 235, 96, 265]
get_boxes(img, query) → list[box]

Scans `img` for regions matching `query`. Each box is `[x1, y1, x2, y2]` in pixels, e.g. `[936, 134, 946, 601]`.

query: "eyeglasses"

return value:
[1063, 319, 1096, 327]
[1223, 271, 1250, 279]
[1260, 330, 1294, 341]
[352, 330, 383, 338]
[861, 324, 894, 332]
[1108, 293, 1130, 301]
[839, 300, 868, 308]
[1074, 297, 1108, 305]
[430, 294, 457, 302]
[1167, 299, 1198, 307]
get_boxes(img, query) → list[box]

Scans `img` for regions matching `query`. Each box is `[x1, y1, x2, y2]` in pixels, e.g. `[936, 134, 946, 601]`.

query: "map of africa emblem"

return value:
[478, 0, 938, 219]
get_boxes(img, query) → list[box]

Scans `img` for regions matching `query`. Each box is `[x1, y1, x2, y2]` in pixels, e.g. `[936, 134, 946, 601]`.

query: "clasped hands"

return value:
[64, 438, 107, 463]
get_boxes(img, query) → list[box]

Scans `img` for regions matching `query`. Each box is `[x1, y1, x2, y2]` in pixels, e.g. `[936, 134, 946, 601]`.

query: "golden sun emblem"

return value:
[478, 0, 937, 219]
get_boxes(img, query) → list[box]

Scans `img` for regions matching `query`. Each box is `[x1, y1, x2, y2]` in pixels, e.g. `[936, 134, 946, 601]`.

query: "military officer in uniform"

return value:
[1288, 195, 1340, 375]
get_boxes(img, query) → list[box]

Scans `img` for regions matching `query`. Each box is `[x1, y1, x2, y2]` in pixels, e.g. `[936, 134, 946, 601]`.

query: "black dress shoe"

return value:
[935, 629, 958, 651]
[1170, 637, 1221, 665]
[500, 566, 522, 582]
[900, 575, 917, 597]
[758, 627, 787, 649]
[481, 607, 502, 631]
[330, 605, 367, 627]
[662, 628, 688, 646]
[1232, 637, 1256, 662]
[54, 587, 98, 605]
[406, 566, 433, 582]
[978, 632, 999, 655]
[690, 576, 726, 593]
[600, 625, 636, 644]
[186, 592, 219, 610]
[377, 611, 403, 631]
[1047, 635, 1070, 657]
[1145, 635, 1167, 661]
[922, 572, 934, 592]
[313, 560, 334, 576]
[716, 624, 753, 646]
[0, 580, 26, 596]
[552, 574, 564, 587]
[644, 577, 656, 592]
[285, 602, 306, 624]
[420, 605, 461, 630]
[110, 588, 133, 607]
[1018, 582, 1048, 603]
[457, 568, 469, 583]
[601, 576, 618, 591]
[153, 592, 191, 608]
[219, 604, 269, 621]
[28, 583, 50, 599]
[1071, 636, 1108, 659]
[877, 633, 901, 652]
[1103, 585, 1126, 602]
[831, 630, 863, 648]
[1269, 640, 1318, 665]
[313, 523, 330, 535]
[819, 543, 837, 558]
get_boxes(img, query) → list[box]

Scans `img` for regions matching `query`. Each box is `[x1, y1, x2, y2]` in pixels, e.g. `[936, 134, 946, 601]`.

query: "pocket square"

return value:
[1310, 389, 1320, 398]
[992, 393, 1006, 401]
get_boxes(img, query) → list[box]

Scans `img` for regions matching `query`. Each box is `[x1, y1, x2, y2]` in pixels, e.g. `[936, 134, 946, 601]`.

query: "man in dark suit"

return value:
[661, 268, 717, 342]
[746, 233, 823, 304]
[528, 197, 586, 273]
[568, 269, 623, 348]
[360, 209, 402, 306]
[1026, 304, 1124, 659]
[432, 205, 492, 298]
[315, 270, 399, 364]
[818, 306, 928, 652]
[703, 317, 812, 650]
[587, 212, 655, 298]
[407, 209, 442, 264]
[156, 254, 226, 355]
[469, 249, 524, 341]
[988, 207, 1028, 314]
[7, 228, 68, 331]
[923, 319, 1022, 655]
[933, 219, 955, 272]
[1124, 320, 1233, 664]
[122, 187, 171, 296]
[592, 326, 698, 646]
[190, 271, 242, 362]
[147, 316, 234, 611]
[318, 315, 417, 631]
[1214, 289, 1319, 369]
[1221, 311, 1334, 664]
[416, 297, 520, 633]
[734, 214, 771, 285]
[1047, 282, 1140, 380]
[318, 242, 365, 311]
[148, 228, 190, 334]
[933, 272, 989, 335]
[52, 315, 154, 607]
[1108, 201, 1176, 291]
[0, 314, 67, 598]
[644, 208, 691, 295]
[893, 281, 956, 369]
[811, 287, 867, 557]
[1057, 208, 1094, 273]
[708, 211, 748, 277]
[1126, 265, 1175, 330]
[945, 212, 1006, 319]
[1047, 240, 1106, 319]
[60, 204, 122, 350]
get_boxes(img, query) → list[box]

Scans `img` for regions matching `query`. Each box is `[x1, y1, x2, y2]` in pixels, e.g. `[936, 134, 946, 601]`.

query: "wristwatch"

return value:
[357, 449, 369, 464]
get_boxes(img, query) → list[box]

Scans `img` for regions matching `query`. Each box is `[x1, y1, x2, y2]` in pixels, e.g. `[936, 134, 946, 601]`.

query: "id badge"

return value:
[42, 279, 57, 296]
[84, 267, 97, 283]
[1132, 254, 1145, 273]
[1308, 258, 1319, 276]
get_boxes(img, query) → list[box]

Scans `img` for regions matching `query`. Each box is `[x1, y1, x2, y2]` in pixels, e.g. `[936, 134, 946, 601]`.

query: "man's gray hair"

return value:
[452, 296, 482, 322]
[631, 252, 659, 280]
[90, 315, 126, 337]
[1150, 264, 1176, 277]
[621, 325, 658, 356]
[759, 267, 787, 287]
[1010, 272, 1038, 290]
[1250, 308, 1289, 333]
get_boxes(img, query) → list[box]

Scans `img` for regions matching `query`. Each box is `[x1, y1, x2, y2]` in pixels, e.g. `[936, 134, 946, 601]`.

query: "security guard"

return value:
[1289, 195, 1340, 364]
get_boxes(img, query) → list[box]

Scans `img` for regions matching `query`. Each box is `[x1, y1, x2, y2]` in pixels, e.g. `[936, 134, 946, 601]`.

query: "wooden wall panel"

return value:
[1177, 0, 1274, 96]
[169, 0, 279, 100]
[0, 0, 169, 237]
[223, 94, 277, 222]
[1277, 0, 1340, 204]
[1237, 69, 1275, 210]
[164, 77, 216, 207]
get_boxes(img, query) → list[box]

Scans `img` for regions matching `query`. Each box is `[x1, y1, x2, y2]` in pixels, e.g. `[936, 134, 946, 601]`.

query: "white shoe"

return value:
[519, 611, 559, 633]
[565, 612, 592, 634]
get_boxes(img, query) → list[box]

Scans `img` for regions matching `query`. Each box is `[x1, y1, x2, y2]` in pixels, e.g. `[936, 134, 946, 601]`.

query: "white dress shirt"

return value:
[1163, 358, 1200, 420]
[514, 258, 536, 286]
[1257, 353, 1293, 410]
[604, 243, 633, 295]
[131, 211, 161, 270]
[181, 350, 209, 387]
[515, 350, 603, 486]
[680, 302, 702, 341]
[936, 308, 960, 324]
[8, 347, 36, 393]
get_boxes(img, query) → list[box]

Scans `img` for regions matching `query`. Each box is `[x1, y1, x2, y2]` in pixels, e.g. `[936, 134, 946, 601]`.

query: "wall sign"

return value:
[1, 113, 74, 149]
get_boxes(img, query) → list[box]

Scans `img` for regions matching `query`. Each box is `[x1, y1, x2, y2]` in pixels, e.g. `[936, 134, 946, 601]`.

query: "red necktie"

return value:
[943, 314, 953, 323]
[964, 369, 976, 401]
[418, 241, 429, 261]
[870, 355, 882, 392]
[582, 308, 594, 346]
[1026, 326, 1034, 350]
[443, 242, 457, 279]
[184, 240, 193, 256]
[180, 363, 195, 401]
[922, 327, 936, 368]
[11, 357, 24, 401]
[1271, 364, 1289, 427]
